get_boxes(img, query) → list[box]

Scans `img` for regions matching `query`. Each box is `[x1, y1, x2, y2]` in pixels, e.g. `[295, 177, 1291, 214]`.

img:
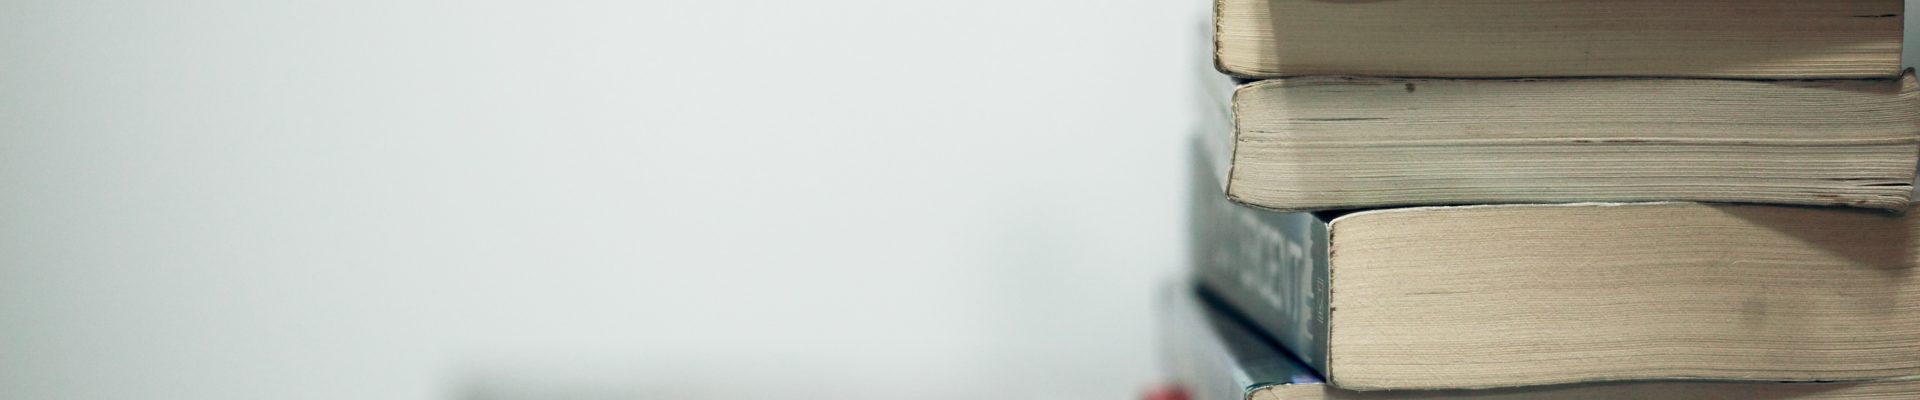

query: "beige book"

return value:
[1223, 73, 1920, 213]
[1194, 200, 1920, 390]
[1214, 0, 1905, 79]
[1326, 203, 1920, 389]
[1161, 280, 1920, 400]
[1192, 137, 1920, 390]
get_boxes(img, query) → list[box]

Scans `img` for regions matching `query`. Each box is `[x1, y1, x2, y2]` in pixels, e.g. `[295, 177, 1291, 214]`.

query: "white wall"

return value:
[3, 1, 1916, 399]
[0, 1, 1198, 399]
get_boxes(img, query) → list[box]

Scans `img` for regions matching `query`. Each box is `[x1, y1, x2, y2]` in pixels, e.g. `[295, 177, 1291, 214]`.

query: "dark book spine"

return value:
[1161, 281, 1326, 400]
[1188, 137, 1332, 377]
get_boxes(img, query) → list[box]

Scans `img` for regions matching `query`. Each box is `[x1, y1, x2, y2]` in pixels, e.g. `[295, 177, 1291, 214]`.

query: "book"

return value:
[1159, 279, 1920, 399]
[1187, 138, 1920, 390]
[1218, 73, 1920, 213]
[1214, 0, 1906, 79]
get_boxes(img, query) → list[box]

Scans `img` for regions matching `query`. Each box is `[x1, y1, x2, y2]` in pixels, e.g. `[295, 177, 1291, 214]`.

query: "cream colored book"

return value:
[1160, 280, 1920, 399]
[1214, 0, 1905, 79]
[1189, 138, 1920, 390]
[1223, 73, 1920, 213]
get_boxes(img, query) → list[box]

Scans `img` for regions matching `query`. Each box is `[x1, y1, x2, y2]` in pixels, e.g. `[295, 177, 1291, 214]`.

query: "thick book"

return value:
[1159, 280, 1920, 399]
[1187, 139, 1920, 390]
[1213, 0, 1906, 79]
[1219, 73, 1920, 213]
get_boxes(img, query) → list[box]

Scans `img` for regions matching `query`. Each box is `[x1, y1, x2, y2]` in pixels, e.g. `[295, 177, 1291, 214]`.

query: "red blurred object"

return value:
[1141, 383, 1189, 400]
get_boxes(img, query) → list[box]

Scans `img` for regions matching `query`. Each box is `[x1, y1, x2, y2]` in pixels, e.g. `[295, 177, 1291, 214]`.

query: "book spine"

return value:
[1188, 137, 1333, 377]
[1162, 282, 1325, 400]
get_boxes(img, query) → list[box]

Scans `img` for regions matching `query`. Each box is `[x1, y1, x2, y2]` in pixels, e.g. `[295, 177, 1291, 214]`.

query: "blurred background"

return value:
[2, 1, 1916, 399]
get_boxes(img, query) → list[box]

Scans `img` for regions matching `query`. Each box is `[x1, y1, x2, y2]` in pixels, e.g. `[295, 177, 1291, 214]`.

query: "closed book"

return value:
[1218, 73, 1920, 213]
[1159, 279, 1920, 399]
[1188, 137, 1920, 390]
[1214, 0, 1905, 79]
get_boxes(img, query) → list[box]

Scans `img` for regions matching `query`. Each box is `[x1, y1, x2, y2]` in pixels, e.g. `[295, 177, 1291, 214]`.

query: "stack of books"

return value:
[1161, 1, 1920, 399]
